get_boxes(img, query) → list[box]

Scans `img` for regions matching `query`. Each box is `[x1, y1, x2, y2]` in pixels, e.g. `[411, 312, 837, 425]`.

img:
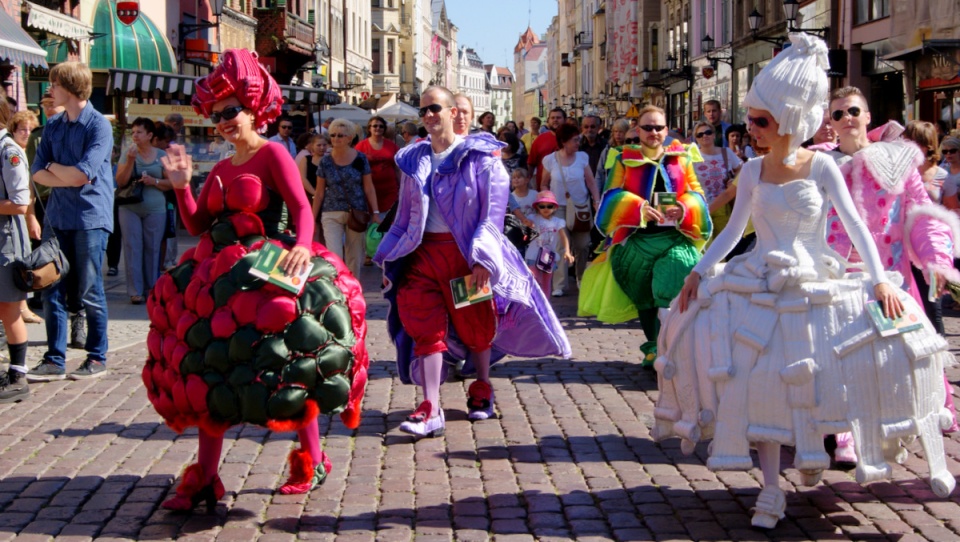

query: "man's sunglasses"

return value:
[418, 104, 446, 117]
[210, 105, 244, 124]
[624, 137, 641, 144]
[639, 124, 666, 132]
[696, 129, 714, 138]
[944, 148, 959, 155]
[536, 204, 557, 210]
[746, 115, 770, 129]
[831, 106, 862, 122]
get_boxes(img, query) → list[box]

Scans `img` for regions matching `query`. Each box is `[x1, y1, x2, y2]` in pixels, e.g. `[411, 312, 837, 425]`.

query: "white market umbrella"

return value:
[377, 101, 419, 122]
[322, 103, 372, 125]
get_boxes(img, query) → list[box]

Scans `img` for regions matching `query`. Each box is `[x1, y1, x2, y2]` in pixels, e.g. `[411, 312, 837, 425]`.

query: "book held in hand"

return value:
[654, 192, 678, 226]
[450, 275, 493, 309]
[249, 242, 313, 294]
[865, 299, 923, 337]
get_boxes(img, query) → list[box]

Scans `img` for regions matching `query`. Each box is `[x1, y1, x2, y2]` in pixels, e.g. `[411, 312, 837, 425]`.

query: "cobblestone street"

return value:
[2, 244, 960, 541]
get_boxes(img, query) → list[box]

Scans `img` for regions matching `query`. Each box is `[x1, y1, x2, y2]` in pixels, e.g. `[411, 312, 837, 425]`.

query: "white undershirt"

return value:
[425, 137, 464, 233]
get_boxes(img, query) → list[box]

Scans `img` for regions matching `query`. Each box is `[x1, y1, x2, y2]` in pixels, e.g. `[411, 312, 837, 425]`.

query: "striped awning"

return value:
[279, 85, 341, 106]
[108, 68, 342, 107]
[0, 8, 47, 68]
[107, 68, 194, 96]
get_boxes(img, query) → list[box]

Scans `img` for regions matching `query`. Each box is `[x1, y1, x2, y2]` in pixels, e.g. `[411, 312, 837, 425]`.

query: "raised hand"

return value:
[160, 144, 193, 190]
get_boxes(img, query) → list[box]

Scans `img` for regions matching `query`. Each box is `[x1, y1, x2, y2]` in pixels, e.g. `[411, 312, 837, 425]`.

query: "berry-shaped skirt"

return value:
[143, 206, 369, 437]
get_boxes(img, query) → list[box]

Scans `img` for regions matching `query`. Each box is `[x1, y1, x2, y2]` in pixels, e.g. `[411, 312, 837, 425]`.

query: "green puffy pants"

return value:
[610, 229, 701, 364]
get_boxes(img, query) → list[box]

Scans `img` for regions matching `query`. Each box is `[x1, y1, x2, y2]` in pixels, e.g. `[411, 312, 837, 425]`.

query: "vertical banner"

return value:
[607, 0, 638, 84]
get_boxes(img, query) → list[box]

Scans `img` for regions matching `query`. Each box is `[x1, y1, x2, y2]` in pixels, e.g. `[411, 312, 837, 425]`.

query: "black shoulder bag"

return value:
[115, 160, 144, 206]
[0, 137, 70, 291]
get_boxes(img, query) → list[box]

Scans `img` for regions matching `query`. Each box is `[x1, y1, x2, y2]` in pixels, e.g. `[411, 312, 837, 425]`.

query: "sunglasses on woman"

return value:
[746, 115, 770, 129]
[944, 148, 960, 155]
[624, 137, 641, 144]
[418, 104, 445, 117]
[696, 129, 714, 138]
[536, 204, 556, 210]
[210, 105, 244, 124]
[830, 106, 862, 122]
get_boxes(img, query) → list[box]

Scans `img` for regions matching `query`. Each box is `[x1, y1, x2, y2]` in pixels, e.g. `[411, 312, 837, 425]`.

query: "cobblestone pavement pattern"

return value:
[2, 236, 960, 541]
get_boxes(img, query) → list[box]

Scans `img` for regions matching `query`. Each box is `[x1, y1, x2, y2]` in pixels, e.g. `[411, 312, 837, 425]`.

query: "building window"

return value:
[700, 0, 707, 49]
[651, 27, 659, 70]
[721, 0, 730, 43]
[855, 0, 889, 24]
[388, 39, 395, 73]
[372, 39, 381, 74]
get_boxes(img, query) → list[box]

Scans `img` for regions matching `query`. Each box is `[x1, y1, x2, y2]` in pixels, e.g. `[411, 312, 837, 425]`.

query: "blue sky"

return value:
[445, 0, 557, 68]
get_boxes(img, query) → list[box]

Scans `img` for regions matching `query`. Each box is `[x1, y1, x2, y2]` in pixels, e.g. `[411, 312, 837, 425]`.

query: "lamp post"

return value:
[782, 0, 829, 39]
[747, 1, 828, 45]
[179, 0, 226, 69]
[701, 34, 733, 68]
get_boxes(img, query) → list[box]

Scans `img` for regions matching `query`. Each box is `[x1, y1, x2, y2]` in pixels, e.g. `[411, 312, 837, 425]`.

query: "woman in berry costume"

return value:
[149, 49, 369, 512]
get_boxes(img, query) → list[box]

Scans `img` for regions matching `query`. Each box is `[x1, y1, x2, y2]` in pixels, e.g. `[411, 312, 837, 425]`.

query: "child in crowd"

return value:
[525, 191, 573, 296]
[510, 168, 537, 227]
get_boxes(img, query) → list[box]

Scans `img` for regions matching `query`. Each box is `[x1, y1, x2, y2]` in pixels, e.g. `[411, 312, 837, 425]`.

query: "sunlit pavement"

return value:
[2, 241, 960, 541]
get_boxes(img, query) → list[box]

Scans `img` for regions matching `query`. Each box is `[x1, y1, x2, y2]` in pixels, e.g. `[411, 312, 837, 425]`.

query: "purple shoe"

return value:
[399, 401, 445, 438]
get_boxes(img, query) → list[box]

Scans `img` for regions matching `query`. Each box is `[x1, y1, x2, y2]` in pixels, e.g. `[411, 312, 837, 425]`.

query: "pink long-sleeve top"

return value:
[175, 142, 314, 248]
[825, 141, 960, 304]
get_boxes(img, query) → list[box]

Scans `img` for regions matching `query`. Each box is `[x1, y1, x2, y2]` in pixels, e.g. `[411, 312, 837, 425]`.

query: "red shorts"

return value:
[397, 233, 496, 356]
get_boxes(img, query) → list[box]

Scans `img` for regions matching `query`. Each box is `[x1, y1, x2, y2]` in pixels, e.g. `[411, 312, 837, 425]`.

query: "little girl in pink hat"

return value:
[525, 191, 573, 296]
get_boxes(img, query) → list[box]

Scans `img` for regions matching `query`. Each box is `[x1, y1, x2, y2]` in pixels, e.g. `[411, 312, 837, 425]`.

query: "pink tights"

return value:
[197, 419, 324, 482]
[530, 266, 552, 297]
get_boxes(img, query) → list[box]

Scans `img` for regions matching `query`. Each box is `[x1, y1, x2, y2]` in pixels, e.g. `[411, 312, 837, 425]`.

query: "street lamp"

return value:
[782, 0, 829, 39]
[783, 0, 800, 24]
[701, 34, 733, 67]
[747, 8, 787, 46]
[179, 0, 227, 67]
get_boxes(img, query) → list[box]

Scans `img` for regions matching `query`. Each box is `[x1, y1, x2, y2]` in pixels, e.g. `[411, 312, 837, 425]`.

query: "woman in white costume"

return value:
[658, 33, 956, 529]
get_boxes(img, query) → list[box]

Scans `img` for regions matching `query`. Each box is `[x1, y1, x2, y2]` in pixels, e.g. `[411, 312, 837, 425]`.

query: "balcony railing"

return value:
[574, 31, 593, 51]
[285, 12, 313, 46]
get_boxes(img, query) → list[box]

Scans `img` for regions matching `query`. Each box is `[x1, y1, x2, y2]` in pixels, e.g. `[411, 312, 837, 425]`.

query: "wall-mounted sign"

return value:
[116, 1, 140, 26]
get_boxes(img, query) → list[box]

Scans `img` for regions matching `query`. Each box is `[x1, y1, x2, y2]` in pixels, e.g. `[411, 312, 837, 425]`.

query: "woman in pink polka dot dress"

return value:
[823, 95, 960, 466]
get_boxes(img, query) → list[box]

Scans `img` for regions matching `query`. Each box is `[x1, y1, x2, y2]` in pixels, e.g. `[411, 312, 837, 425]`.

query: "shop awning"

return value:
[108, 68, 342, 106]
[107, 68, 195, 96]
[90, 0, 176, 73]
[0, 8, 47, 68]
[884, 39, 960, 61]
[279, 86, 341, 106]
[23, 1, 94, 41]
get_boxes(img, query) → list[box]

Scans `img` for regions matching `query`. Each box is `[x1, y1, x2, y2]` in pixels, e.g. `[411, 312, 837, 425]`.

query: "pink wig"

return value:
[191, 49, 283, 131]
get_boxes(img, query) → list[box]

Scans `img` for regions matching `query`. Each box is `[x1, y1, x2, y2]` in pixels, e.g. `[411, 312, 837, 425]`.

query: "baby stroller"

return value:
[503, 214, 538, 256]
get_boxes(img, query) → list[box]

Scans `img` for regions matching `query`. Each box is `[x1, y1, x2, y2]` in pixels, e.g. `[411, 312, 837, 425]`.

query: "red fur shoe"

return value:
[162, 463, 225, 514]
[278, 448, 332, 495]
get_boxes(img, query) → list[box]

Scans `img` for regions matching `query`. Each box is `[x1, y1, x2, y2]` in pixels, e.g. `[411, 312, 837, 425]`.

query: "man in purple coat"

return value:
[374, 86, 571, 438]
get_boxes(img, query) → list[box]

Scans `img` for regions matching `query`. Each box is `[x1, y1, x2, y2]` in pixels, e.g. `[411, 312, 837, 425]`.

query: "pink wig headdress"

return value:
[191, 49, 283, 131]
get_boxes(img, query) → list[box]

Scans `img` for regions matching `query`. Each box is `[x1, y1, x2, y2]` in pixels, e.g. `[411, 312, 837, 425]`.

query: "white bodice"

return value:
[748, 179, 836, 277]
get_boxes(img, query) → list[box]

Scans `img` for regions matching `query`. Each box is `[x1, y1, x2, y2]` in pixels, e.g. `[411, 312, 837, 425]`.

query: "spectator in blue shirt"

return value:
[28, 61, 114, 381]
[268, 116, 297, 158]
